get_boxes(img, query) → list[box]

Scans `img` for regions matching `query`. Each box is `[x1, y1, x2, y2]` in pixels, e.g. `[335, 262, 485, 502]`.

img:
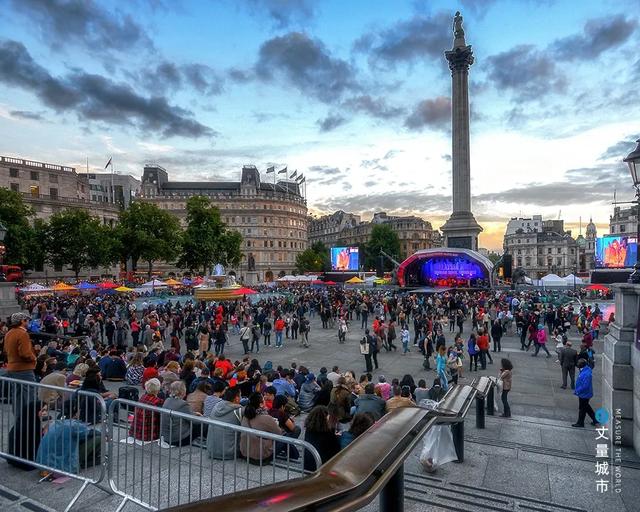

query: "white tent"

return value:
[294, 275, 313, 281]
[563, 274, 583, 285]
[141, 279, 168, 288]
[277, 275, 297, 281]
[19, 283, 51, 292]
[540, 273, 568, 287]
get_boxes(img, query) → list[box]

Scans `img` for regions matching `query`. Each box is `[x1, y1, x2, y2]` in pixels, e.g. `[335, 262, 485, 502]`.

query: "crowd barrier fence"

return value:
[0, 376, 108, 512]
[0, 377, 322, 512]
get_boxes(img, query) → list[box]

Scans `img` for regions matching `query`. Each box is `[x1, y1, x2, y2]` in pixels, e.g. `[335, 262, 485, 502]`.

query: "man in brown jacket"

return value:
[4, 312, 37, 409]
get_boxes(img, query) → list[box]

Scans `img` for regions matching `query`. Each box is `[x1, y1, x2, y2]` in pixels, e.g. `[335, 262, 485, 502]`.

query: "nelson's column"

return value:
[440, 11, 483, 251]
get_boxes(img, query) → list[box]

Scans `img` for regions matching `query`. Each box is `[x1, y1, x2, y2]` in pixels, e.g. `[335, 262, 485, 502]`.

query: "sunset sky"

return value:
[0, 0, 638, 250]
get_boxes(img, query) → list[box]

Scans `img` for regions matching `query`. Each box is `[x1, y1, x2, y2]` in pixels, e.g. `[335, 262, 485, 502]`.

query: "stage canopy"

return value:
[397, 248, 494, 288]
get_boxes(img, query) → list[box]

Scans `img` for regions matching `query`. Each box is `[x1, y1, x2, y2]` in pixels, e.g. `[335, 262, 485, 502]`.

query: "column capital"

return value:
[445, 45, 474, 73]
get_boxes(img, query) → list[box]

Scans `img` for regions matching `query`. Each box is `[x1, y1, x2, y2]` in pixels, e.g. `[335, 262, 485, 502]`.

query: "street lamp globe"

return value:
[624, 139, 640, 187]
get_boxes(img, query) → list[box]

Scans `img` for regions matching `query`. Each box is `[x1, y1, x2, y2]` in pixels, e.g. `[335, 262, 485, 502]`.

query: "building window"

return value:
[50, 174, 58, 183]
[10, 183, 19, 192]
[556, 257, 562, 266]
[264, 241, 268, 247]
[270, 241, 274, 248]
[50, 188, 58, 199]
[247, 241, 251, 248]
[547, 248, 552, 254]
[557, 248, 561, 254]
[611, 226, 615, 233]
[9, 168, 19, 178]
[30, 185, 39, 197]
[30, 171, 39, 181]
[620, 224, 626, 232]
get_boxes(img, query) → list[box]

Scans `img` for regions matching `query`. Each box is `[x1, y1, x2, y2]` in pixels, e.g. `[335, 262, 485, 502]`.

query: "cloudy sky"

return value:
[0, 0, 638, 250]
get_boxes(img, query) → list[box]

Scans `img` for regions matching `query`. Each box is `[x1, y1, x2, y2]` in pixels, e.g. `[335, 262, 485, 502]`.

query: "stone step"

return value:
[404, 472, 587, 512]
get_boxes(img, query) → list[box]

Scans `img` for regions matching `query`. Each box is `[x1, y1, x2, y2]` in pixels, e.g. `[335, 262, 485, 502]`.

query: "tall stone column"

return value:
[440, 11, 483, 251]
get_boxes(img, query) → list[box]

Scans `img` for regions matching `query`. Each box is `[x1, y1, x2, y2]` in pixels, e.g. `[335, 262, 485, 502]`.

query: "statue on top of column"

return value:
[453, 11, 466, 47]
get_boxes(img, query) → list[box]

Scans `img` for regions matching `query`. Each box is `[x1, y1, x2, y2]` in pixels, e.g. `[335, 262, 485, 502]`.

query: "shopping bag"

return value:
[419, 425, 458, 472]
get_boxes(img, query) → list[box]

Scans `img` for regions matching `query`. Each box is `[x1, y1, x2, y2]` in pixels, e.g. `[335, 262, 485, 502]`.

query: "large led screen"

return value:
[595, 235, 637, 268]
[330, 247, 359, 271]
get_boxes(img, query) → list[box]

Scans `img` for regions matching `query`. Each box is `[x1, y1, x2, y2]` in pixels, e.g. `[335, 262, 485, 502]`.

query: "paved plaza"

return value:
[1, 312, 639, 511]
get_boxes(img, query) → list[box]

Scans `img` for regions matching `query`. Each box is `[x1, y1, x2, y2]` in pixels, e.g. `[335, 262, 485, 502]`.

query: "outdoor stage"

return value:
[396, 248, 494, 289]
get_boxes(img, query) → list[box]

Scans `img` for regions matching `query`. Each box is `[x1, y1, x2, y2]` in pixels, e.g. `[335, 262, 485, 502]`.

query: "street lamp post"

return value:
[624, 139, 640, 283]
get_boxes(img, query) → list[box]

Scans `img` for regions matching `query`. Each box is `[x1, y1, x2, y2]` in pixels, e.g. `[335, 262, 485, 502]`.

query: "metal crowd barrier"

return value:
[0, 377, 322, 512]
[0, 376, 108, 512]
[107, 398, 322, 512]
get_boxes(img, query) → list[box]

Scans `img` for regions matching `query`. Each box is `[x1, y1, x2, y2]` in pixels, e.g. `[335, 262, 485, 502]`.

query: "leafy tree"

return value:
[219, 229, 243, 268]
[310, 242, 331, 271]
[45, 209, 111, 280]
[366, 224, 401, 271]
[26, 219, 48, 272]
[177, 196, 242, 274]
[296, 249, 324, 273]
[117, 201, 182, 277]
[0, 187, 34, 266]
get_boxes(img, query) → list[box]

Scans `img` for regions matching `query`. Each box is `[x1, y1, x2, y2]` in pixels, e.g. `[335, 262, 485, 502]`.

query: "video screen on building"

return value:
[595, 235, 637, 268]
[330, 247, 359, 271]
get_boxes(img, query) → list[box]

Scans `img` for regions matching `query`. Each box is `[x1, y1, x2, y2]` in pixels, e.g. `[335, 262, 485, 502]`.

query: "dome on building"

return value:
[586, 217, 597, 238]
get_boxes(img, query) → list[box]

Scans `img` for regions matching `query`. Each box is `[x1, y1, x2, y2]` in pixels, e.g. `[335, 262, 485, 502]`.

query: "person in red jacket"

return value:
[274, 317, 285, 348]
[476, 328, 492, 369]
[214, 355, 234, 378]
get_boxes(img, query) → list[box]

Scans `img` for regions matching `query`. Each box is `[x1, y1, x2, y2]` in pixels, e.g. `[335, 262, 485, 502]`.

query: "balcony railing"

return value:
[1, 155, 75, 173]
[22, 192, 120, 210]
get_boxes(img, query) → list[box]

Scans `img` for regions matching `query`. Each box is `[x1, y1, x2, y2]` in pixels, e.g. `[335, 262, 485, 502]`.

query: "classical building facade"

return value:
[138, 164, 308, 282]
[308, 210, 361, 247]
[327, 211, 441, 261]
[610, 205, 638, 236]
[87, 172, 141, 208]
[0, 155, 125, 279]
[503, 218, 596, 278]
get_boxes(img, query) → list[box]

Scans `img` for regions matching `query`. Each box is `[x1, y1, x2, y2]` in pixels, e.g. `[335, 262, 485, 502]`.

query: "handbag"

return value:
[474, 344, 480, 352]
[456, 357, 462, 368]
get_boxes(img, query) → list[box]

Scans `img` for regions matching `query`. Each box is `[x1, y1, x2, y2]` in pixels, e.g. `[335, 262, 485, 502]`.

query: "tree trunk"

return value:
[148, 260, 153, 279]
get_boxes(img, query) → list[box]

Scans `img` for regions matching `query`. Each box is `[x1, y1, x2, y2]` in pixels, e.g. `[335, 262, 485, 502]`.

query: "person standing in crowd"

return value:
[4, 313, 37, 409]
[274, 316, 285, 348]
[560, 341, 577, 389]
[400, 324, 410, 354]
[572, 359, 597, 428]
[360, 330, 372, 372]
[491, 319, 503, 352]
[239, 321, 251, 355]
[476, 328, 491, 369]
[499, 359, 513, 418]
[435, 345, 449, 391]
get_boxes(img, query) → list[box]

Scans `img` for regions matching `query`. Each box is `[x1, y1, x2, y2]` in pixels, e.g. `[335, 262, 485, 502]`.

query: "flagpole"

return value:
[110, 156, 115, 204]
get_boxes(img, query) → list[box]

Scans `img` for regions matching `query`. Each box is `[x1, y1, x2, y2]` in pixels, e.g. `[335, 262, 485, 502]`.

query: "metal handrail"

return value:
[164, 385, 479, 512]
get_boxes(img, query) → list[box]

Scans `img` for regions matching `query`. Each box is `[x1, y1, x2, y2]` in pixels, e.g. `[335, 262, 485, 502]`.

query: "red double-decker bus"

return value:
[0, 265, 23, 282]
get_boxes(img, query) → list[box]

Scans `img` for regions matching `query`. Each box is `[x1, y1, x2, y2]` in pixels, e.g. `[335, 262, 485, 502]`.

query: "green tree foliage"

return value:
[296, 248, 324, 273]
[487, 251, 502, 265]
[26, 219, 48, 272]
[177, 196, 243, 274]
[0, 187, 34, 266]
[366, 224, 401, 271]
[45, 209, 112, 280]
[117, 201, 182, 277]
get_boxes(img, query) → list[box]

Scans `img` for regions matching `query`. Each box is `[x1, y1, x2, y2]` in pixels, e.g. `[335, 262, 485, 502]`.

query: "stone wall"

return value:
[602, 283, 640, 454]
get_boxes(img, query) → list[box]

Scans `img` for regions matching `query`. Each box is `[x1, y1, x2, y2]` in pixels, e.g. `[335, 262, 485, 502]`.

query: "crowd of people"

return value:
[0, 285, 607, 476]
